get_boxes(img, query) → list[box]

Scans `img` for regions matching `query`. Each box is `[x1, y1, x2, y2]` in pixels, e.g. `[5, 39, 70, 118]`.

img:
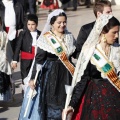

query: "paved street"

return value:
[0, 4, 120, 120]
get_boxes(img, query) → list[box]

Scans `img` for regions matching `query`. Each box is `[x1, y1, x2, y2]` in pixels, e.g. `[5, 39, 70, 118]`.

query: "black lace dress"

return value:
[70, 62, 120, 120]
[31, 48, 74, 120]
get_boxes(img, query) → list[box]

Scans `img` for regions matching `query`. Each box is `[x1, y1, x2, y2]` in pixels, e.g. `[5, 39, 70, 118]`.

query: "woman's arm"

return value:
[62, 63, 91, 120]
[31, 47, 47, 79]
[69, 62, 91, 109]
[29, 47, 47, 89]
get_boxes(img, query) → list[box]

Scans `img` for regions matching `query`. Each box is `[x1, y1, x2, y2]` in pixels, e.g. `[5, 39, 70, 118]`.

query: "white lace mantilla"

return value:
[37, 31, 76, 57]
[71, 14, 113, 87]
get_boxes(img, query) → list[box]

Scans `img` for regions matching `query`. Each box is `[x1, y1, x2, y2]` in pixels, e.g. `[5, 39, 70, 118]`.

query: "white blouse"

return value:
[2, 0, 16, 27]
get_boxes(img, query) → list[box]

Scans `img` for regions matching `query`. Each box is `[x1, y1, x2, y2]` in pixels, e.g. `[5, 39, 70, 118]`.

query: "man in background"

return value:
[75, 0, 112, 58]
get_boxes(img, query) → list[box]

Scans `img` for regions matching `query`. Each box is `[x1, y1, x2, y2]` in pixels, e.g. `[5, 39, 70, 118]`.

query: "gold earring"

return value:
[102, 34, 107, 43]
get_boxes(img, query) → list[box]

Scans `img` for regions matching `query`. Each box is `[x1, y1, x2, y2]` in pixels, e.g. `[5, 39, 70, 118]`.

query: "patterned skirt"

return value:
[73, 79, 120, 120]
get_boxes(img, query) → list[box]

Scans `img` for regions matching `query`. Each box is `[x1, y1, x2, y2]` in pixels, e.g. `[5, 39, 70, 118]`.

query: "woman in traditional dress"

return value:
[0, 17, 13, 101]
[19, 9, 76, 120]
[62, 15, 120, 120]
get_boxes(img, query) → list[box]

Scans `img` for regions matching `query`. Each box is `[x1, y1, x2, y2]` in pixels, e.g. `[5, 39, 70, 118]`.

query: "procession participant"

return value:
[12, 14, 41, 85]
[0, 17, 13, 101]
[28, 9, 76, 120]
[63, 15, 120, 120]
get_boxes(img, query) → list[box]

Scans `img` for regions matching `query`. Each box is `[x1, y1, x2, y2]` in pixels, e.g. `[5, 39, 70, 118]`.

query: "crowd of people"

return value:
[39, 0, 92, 12]
[17, 0, 92, 14]
[0, 0, 120, 120]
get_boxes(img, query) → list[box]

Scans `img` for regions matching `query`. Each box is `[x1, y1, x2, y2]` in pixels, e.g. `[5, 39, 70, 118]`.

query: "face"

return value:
[103, 6, 112, 14]
[97, 6, 112, 17]
[27, 20, 37, 32]
[105, 25, 119, 44]
[52, 16, 67, 33]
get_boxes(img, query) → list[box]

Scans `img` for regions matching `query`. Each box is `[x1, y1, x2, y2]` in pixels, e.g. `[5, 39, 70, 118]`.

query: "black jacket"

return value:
[75, 21, 95, 58]
[13, 29, 41, 61]
[0, 0, 24, 31]
[75, 21, 119, 58]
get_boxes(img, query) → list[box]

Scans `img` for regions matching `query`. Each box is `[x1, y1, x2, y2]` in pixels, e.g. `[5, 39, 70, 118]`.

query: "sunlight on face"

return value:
[97, 6, 112, 17]
[103, 6, 112, 15]
[27, 20, 37, 32]
[52, 16, 67, 33]
[105, 26, 119, 44]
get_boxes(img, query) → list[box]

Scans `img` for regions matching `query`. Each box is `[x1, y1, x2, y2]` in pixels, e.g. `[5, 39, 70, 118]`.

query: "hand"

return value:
[11, 62, 17, 69]
[29, 80, 35, 90]
[62, 106, 74, 120]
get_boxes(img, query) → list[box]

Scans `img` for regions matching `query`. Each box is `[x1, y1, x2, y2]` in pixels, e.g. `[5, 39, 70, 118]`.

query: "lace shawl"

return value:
[37, 30, 76, 57]
[110, 45, 120, 78]
[71, 14, 113, 87]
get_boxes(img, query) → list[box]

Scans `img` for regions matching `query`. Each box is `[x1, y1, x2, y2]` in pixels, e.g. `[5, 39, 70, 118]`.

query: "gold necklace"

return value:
[99, 43, 110, 57]
[104, 46, 110, 57]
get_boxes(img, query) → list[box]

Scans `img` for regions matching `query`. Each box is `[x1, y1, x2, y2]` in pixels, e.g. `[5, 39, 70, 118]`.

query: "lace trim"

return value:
[37, 31, 76, 57]
[37, 35, 55, 54]
[72, 14, 113, 87]
[65, 33, 76, 56]
[110, 46, 120, 77]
